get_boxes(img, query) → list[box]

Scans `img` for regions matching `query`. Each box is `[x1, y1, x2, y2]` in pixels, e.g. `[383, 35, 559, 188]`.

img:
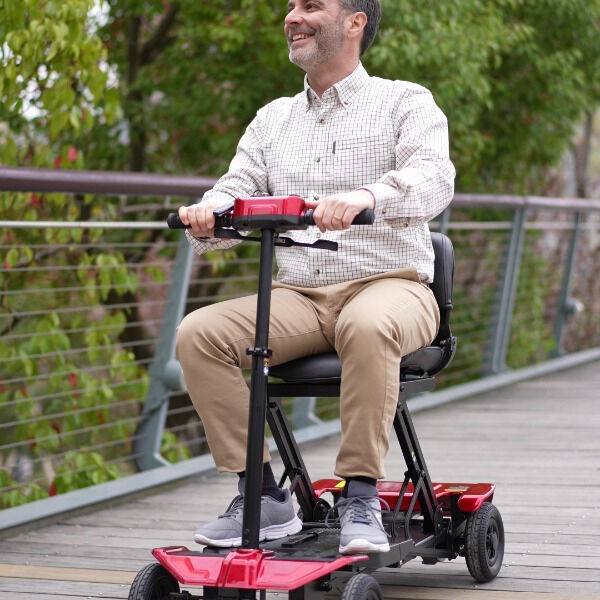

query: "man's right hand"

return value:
[178, 202, 220, 238]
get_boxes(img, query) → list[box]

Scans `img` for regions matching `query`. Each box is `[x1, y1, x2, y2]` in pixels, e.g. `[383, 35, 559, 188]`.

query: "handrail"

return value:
[0, 166, 216, 198]
[1, 166, 600, 211]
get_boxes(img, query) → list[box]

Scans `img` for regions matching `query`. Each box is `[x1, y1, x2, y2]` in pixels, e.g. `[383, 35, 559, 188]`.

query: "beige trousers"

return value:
[176, 268, 439, 479]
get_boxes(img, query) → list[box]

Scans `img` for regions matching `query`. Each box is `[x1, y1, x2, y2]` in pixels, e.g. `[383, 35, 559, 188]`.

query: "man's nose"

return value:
[284, 7, 303, 27]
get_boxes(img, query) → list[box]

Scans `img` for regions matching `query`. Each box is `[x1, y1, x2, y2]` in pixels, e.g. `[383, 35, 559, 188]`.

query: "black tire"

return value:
[465, 502, 504, 583]
[341, 573, 383, 600]
[128, 563, 180, 600]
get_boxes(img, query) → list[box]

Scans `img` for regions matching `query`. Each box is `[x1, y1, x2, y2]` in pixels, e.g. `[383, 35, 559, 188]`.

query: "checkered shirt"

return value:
[186, 62, 455, 285]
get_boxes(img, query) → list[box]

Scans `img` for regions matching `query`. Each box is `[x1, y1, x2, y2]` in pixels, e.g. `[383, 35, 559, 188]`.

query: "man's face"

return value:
[285, 0, 349, 70]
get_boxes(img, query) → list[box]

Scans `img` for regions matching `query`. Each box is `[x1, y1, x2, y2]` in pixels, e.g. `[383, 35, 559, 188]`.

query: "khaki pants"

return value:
[176, 268, 439, 479]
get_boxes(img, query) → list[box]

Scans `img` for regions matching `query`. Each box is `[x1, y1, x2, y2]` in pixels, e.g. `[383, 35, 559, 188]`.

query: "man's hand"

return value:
[178, 202, 221, 238]
[303, 189, 375, 233]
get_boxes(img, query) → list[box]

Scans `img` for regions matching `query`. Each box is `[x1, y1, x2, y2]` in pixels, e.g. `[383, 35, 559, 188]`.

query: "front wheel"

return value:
[464, 502, 504, 582]
[128, 563, 180, 600]
[341, 573, 383, 600]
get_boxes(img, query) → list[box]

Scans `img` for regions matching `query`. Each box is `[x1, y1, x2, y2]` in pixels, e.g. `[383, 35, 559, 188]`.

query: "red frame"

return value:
[152, 547, 366, 591]
[312, 479, 495, 513]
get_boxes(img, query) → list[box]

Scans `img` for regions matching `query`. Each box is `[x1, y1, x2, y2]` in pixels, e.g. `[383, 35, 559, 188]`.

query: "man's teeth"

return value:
[292, 33, 311, 41]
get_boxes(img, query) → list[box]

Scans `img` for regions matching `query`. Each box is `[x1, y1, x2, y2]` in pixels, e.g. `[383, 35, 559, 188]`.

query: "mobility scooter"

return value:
[129, 195, 504, 599]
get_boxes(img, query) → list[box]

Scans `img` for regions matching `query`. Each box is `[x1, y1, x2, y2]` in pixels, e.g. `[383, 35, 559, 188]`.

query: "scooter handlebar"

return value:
[167, 208, 375, 230]
[167, 213, 230, 229]
[301, 208, 374, 226]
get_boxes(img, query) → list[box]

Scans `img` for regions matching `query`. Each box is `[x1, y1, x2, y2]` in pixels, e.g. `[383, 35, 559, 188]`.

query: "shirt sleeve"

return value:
[186, 109, 270, 256]
[360, 85, 455, 225]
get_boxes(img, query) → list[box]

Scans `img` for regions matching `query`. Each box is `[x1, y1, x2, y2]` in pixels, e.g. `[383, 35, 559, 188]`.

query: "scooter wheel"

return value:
[465, 501, 504, 582]
[128, 562, 180, 600]
[341, 573, 383, 600]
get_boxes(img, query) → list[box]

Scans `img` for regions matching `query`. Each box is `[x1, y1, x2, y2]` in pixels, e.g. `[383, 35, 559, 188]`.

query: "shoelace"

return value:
[325, 495, 391, 536]
[218, 494, 245, 519]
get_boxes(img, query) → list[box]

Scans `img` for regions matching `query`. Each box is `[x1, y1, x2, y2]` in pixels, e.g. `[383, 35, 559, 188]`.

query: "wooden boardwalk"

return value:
[1, 361, 599, 599]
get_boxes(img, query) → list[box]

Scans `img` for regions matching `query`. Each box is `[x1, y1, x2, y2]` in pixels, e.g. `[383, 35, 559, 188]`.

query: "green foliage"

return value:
[160, 430, 191, 464]
[52, 451, 120, 494]
[0, 468, 48, 508]
[2, 0, 599, 508]
[0, 0, 121, 168]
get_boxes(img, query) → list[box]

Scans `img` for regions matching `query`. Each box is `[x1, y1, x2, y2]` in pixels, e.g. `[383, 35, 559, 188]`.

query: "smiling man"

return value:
[176, 0, 455, 555]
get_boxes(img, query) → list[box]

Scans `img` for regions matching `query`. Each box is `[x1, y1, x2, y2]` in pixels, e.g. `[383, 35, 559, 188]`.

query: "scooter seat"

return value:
[269, 346, 445, 383]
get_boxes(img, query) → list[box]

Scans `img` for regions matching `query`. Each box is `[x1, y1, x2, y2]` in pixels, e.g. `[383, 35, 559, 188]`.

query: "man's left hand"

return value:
[303, 189, 375, 233]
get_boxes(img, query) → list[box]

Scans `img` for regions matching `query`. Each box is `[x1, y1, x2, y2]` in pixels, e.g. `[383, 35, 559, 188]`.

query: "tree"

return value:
[0, 0, 146, 507]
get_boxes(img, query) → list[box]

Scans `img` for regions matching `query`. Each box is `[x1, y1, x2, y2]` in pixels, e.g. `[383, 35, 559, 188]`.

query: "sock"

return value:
[236, 463, 285, 502]
[262, 462, 286, 501]
[343, 476, 378, 498]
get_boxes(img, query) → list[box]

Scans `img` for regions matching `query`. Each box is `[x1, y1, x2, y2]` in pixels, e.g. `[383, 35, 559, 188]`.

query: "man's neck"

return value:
[306, 58, 360, 98]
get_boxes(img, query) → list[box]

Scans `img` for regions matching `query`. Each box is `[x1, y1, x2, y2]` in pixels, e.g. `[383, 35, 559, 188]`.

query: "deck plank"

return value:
[1, 360, 599, 598]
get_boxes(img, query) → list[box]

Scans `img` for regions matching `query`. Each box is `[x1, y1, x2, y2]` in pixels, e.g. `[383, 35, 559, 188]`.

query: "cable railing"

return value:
[1, 166, 599, 530]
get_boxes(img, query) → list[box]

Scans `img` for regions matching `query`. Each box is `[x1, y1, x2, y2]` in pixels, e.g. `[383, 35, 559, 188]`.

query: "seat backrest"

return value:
[430, 232, 454, 344]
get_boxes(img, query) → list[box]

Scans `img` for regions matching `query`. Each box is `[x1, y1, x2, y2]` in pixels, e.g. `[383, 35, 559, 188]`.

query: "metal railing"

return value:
[1, 167, 599, 531]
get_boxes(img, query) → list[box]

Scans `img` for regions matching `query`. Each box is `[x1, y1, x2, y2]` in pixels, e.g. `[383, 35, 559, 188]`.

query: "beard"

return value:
[288, 17, 346, 70]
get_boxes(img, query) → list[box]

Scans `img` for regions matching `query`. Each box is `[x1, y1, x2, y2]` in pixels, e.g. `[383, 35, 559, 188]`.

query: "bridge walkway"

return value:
[1, 361, 599, 599]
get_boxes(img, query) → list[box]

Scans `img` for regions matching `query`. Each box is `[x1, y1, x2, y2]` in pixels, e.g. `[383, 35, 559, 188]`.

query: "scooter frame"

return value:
[129, 199, 504, 600]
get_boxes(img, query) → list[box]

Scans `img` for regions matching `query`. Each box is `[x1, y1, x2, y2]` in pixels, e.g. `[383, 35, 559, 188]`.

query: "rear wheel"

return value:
[465, 502, 504, 582]
[128, 563, 180, 600]
[341, 573, 382, 600]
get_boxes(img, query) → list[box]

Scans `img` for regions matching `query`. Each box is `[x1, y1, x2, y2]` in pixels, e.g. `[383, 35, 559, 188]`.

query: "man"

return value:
[176, 0, 454, 554]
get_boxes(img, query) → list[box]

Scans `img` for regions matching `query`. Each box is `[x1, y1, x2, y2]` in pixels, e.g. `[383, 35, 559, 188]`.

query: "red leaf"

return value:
[49, 482, 57, 497]
[3, 259, 9, 270]
[68, 146, 78, 162]
[50, 421, 61, 434]
[53, 155, 62, 168]
[68, 373, 78, 389]
[30, 194, 41, 208]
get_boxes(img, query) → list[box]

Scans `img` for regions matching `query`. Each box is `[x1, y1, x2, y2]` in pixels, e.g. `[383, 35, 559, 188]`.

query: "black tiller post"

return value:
[241, 228, 275, 551]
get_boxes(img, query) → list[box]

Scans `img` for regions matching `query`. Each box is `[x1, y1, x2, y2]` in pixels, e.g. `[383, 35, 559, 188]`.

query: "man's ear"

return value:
[347, 11, 367, 43]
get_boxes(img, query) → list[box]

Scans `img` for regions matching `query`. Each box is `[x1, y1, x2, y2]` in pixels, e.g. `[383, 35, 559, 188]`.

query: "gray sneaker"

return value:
[336, 493, 390, 555]
[194, 489, 302, 547]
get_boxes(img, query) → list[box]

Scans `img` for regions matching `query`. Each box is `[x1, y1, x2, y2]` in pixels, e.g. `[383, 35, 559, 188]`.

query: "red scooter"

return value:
[128, 196, 504, 600]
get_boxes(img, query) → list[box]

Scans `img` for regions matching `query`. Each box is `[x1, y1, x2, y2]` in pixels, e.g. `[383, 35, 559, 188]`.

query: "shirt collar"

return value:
[302, 62, 370, 109]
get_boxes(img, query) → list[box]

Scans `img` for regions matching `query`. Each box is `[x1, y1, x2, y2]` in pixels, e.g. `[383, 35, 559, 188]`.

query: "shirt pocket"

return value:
[332, 133, 396, 187]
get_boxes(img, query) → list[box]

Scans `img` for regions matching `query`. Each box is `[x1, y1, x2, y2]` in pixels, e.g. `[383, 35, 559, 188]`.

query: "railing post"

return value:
[484, 207, 526, 374]
[134, 232, 193, 470]
[290, 397, 321, 428]
[552, 212, 581, 357]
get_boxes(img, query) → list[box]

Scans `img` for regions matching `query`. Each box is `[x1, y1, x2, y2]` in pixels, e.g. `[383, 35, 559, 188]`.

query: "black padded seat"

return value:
[269, 232, 455, 384]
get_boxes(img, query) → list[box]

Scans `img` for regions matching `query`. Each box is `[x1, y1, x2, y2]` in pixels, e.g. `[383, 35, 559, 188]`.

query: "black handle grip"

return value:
[167, 212, 232, 229]
[302, 208, 375, 226]
[167, 213, 188, 229]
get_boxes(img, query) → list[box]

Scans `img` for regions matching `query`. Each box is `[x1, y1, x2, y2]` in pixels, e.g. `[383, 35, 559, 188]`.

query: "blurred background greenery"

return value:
[1, 0, 599, 506]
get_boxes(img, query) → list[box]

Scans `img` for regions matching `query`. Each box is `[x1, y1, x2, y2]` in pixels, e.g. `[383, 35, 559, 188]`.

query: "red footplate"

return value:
[312, 479, 495, 513]
[152, 547, 366, 590]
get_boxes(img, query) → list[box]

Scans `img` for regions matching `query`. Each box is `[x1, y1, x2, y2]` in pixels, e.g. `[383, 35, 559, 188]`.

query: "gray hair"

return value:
[339, 0, 382, 56]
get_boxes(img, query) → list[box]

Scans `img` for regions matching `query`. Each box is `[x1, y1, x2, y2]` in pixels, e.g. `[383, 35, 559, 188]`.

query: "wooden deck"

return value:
[1, 361, 599, 599]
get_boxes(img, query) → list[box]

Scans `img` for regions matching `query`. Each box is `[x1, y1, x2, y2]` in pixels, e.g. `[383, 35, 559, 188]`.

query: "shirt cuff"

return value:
[360, 183, 400, 219]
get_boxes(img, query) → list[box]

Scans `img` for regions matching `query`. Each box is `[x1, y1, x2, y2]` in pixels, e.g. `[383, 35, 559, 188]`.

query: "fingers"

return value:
[178, 203, 216, 237]
[312, 196, 360, 232]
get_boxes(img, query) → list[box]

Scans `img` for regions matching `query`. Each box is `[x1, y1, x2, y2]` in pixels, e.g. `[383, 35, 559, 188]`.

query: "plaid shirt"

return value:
[187, 63, 455, 285]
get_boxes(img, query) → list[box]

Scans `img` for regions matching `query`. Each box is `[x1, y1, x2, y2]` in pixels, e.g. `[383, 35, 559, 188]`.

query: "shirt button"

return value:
[382, 209, 387, 215]
[315, 157, 321, 163]
[316, 233, 321, 238]
[313, 194, 320, 200]
[314, 269, 320, 275]
[319, 118, 325, 124]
